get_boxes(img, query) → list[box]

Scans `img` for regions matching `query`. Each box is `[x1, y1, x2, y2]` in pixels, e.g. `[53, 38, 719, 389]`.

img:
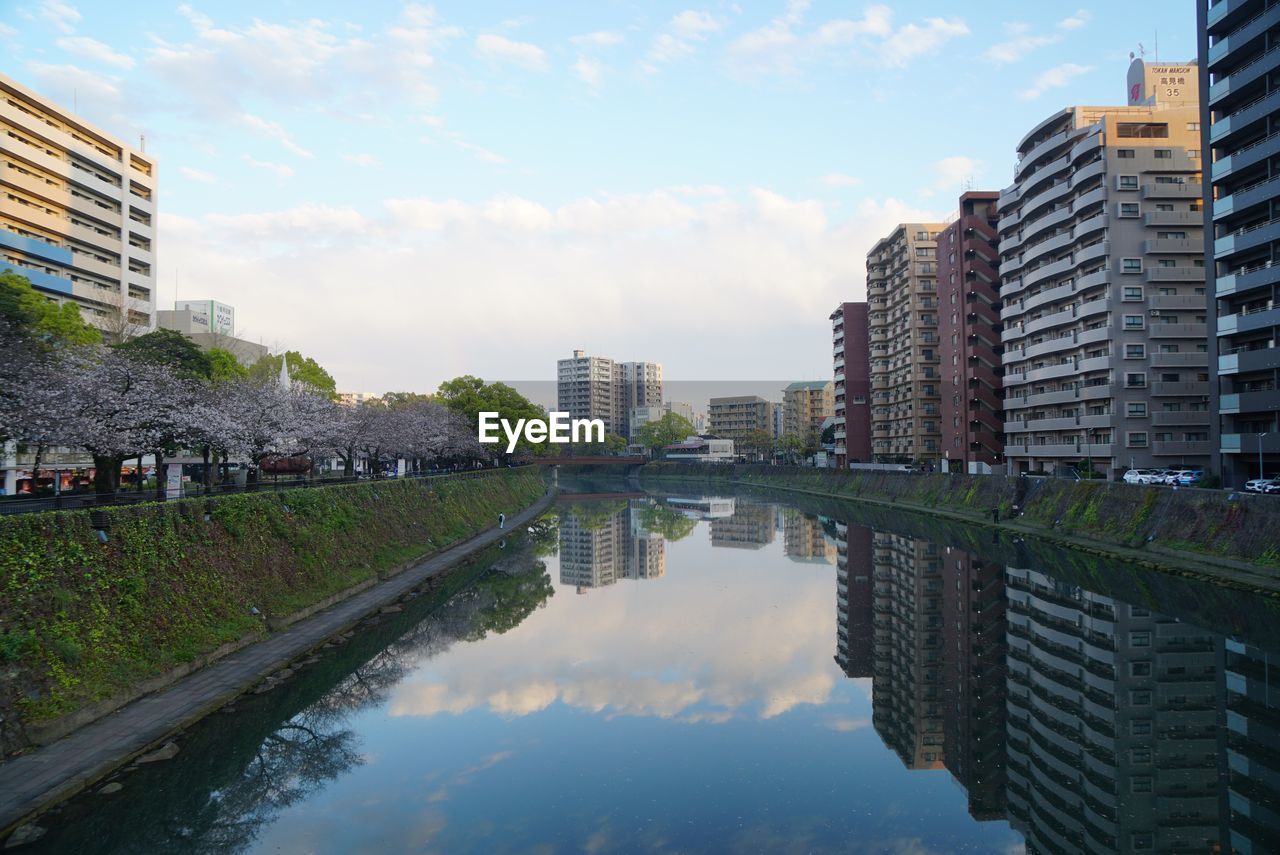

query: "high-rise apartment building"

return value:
[937, 192, 1005, 473]
[831, 302, 872, 467]
[1, 74, 157, 336]
[781, 380, 834, 448]
[867, 224, 947, 465]
[707, 395, 775, 440]
[556, 350, 663, 438]
[998, 63, 1209, 478]
[1199, 1, 1280, 485]
[834, 521, 873, 679]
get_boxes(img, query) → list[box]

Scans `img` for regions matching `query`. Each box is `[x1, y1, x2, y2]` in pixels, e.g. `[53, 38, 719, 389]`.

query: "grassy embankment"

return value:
[0, 467, 544, 748]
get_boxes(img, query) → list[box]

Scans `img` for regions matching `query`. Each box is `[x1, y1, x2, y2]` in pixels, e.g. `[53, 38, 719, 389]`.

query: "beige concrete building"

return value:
[782, 380, 834, 448]
[157, 302, 269, 367]
[708, 395, 776, 440]
[998, 63, 1208, 478]
[1, 74, 156, 337]
[867, 224, 948, 464]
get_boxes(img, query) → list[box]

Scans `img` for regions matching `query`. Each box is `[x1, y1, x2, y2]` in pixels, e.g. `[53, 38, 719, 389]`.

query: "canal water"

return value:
[20, 489, 1280, 853]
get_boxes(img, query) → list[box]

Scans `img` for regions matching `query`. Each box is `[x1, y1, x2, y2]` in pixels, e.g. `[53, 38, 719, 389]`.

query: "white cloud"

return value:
[0, 22, 15, 39]
[162, 187, 942, 389]
[475, 33, 548, 71]
[1058, 9, 1091, 30]
[571, 30, 623, 48]
[927, 155, 980, 195]
[55, 35, 135, 68]
[983, 23, 1059, 65]
[573, 56, 604, 88]
[242, 155, 294, 179]
[341, 153, 379, 167]
[727, 3, 967, 78]
[646, 9, 725, 69]
[236, 113, 313, 158]
[179, 166, 216, 184]
[820, 173, 862, 188]
[32, 0, 81, 34]
[448, 135, 508, 165]
[1021, 62, 1093, 100]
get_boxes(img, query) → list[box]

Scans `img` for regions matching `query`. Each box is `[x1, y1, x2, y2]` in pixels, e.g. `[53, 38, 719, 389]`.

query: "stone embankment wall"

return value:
[0, 467, 544, 751]
[641, 463, 1280, 572]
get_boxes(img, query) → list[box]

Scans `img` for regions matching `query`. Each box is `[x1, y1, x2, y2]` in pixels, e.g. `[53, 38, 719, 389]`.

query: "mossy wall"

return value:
[0, 468, 544, 746]
[641, 463, 1280, 571]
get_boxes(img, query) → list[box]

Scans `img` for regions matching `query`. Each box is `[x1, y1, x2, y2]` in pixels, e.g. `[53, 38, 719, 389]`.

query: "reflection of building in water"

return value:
[782, 509, 836, 564]
[1223, 639, 1280, 854]
[710, 502, 777, 550]
[940, 547, 1007, 822]
[871, 533, 946, 769]
[558, 501, 667, 591]
[1004, 568, 1223, 853]
[665, 496, 735, 520]
[835, 521, 874, 678]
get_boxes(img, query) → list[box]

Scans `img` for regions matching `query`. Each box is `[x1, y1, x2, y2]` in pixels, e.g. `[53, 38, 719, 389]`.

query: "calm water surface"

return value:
[25, 489, 1280, 854]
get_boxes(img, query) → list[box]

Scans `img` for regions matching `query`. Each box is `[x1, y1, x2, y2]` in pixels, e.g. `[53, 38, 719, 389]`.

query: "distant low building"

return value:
[157, 302, 268, 367]
[708, 395, 776, 440]
[338, 391, 380, 407]
[663, 435, 734, 463]
[629, 405, 665, 439]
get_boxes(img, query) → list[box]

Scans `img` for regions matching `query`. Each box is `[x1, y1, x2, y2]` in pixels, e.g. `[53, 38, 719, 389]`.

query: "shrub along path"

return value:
[0, 487, 555, 838]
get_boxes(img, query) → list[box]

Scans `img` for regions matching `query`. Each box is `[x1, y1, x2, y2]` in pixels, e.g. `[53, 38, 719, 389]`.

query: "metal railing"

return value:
[0, 465, 530, 517]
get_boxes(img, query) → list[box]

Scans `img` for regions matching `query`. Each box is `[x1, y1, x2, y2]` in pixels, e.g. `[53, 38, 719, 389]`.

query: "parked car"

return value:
[1265, 480, 1280, 494]
[1245, 477, 1280, 493]
[1123, 469, 1159, 485]
[1152, 469, 1181, 485]
[1168, 469, 1204, 487]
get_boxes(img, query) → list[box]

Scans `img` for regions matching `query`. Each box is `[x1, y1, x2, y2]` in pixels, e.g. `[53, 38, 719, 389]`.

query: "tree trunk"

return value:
[92, 454, 122, 497]
[136, 454, 144, 491]
[30, 443, 44, 494]
[154, 449, 166, 502]
[202, 444, 212, 492]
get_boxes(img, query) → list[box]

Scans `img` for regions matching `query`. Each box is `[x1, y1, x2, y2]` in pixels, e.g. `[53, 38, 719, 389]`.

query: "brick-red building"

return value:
[831, 302, 871, 467]
[937, 192, 1004, 472]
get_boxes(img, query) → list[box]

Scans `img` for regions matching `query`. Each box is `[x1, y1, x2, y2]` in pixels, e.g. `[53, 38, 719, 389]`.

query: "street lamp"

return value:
[1259, 432, 1268, 480]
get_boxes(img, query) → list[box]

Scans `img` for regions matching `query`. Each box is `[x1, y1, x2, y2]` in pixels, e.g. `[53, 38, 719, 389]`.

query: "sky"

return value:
[1, 1, 1197, 394]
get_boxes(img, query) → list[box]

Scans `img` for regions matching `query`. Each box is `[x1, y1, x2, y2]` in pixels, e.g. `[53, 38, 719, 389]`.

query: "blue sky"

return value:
[1, 1, 1197, 393]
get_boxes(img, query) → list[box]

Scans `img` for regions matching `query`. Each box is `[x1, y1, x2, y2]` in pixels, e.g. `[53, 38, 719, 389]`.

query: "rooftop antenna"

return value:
[1137, 43, 1147, 59]
[139, 133, 146, 153]
[1154, 30, 1159, 62]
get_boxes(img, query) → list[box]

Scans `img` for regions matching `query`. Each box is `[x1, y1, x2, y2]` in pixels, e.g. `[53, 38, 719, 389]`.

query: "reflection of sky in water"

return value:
[244, 503, 1024, 854]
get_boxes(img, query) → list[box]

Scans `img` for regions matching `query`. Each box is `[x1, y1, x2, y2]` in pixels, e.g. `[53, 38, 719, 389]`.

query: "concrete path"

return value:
[0, 490, 555, 836]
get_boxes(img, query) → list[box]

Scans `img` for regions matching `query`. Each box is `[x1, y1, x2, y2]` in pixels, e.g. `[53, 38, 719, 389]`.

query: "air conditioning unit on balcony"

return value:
[1150, 309, 1161, 316]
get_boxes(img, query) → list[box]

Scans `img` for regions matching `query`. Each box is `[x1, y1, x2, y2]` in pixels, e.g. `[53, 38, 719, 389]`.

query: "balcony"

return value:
[1218, 389, 1280, 414]
[0, 228, 74, 266]
[1148, 294, 1207, 311]
[4, 262, 73, 296]
[1216, 260, 1280, 297]
[1148, 323, 1207, 339]
[1145, 266, 1204, 284]
[1151, 410, 1212, 426]
[1153, 440, 1212, 458]
[1151, 381, 1208, 396]
[1220, 344, 1280, 374]
[1214, 173, 1280, 222]
[1143, 238, 1204, 255]
[1215, 217, 1280, 257]
[1010, 442, 1114, 459]
[1141, 182, 1203, 201]
[1221, 431, 1280, 455]
[1144, 210, 1203, 228]
[1217, 304, 1280, 336]
[1150, 351, 1209, 368]
[1213, 131, 1280, 182]
[1211, 87, 1280, 144]
[1209, 43, 1280, 106]
[1208, 5, 1280, 68]
[1208, 0, 1253, 29]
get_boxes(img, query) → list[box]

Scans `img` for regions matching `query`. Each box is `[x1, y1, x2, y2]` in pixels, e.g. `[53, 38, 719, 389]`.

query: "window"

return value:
[1189, 149, 1200, 158]
[1117, 149, 1135, 158]
[1126, 344, 1146, 358]
[1123, 286, 1143, 301]
[1131, 632, 1151, 647]
[1116, 122, 1169, 138]
[1131, 662, 1152, 677]
[1122, 258, 1143, 273]
[1154, 149, 1172, 158]
[1126, 372, 1147, 388]
[1118, 175, 1139, 190]
[1158, 231, 1187, 239]
[1119, 202, 1140, 217]
[1186, 122, 1200, 132]
[1124, 314, 1145, 330]
[1127, 431, 1149, 447]
[1127, 402, 1148, 417]
[1131, 777, 1153, 793]
[1131, 749, 1152, 763]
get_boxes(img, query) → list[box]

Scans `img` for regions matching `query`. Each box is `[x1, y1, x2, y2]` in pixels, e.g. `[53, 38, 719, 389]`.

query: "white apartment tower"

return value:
[1, 74, 157, 336]
[998, 61, 1209, 477]
[556, 350, 663, 438]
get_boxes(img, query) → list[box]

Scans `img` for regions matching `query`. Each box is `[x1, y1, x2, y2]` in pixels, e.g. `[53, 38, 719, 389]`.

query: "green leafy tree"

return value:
[739, 429, 776, 460]
[633, 412, 696, 454]
[207, 347, 249, 383]
[638, 504, 698, 542]
[0, 268, 98, 348]
[821, 422, 837, 445]
[778, 432, 806, 463]
[114, 328, 213, 379]
[436, 375, 549, 455]
[250, 351, 337, 397]
[381, 391, 434, 410]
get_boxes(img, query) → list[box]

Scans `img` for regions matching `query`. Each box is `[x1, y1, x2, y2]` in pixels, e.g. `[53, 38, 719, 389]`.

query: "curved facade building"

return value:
[998, 89, 1209, 477]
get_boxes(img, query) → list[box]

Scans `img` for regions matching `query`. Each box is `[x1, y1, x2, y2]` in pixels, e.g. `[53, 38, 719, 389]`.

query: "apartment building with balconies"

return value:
[1, 73, 156, 336]
[781, 380, 834, 449]
[557, 350, 664, 438]
[867, 224, 947, 465]
[830, 302, 872, 467]
[1199, 0, 1280, 485]
[707, 395, 776, 441]
[937, 192, 1005, 473]
[998, 65, 1209, 478]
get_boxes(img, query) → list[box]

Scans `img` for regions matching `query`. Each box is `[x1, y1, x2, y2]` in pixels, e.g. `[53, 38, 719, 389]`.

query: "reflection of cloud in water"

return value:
[388, 529, 841, 723]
